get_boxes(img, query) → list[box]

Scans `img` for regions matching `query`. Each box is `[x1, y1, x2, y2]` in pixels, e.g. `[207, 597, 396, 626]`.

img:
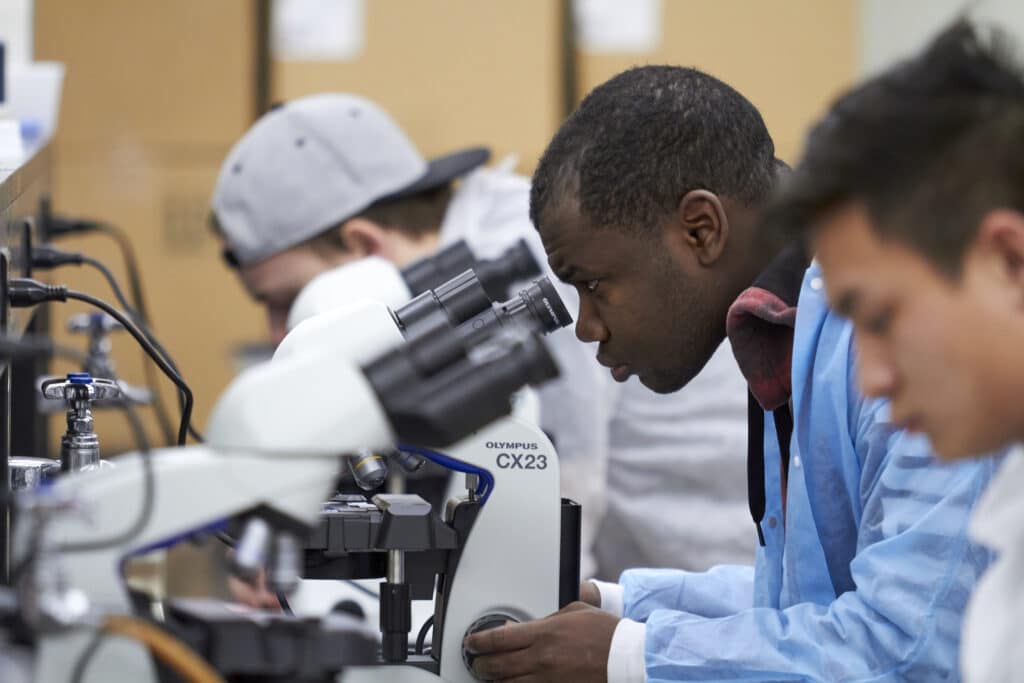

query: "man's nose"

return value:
[856, 337, 898, 399]
[575, 297, 609, 343]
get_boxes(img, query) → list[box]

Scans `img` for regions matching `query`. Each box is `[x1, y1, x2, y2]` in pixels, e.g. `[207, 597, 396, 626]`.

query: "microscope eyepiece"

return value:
[393, 275, 572, 378]
[474, 239, 543, 301]
[502, 277, 573, 333]
[400, 241, 476, 296]
[451, 276, 572, 351]
[393, 270, 491, 332]
[399, 238, 543, 304]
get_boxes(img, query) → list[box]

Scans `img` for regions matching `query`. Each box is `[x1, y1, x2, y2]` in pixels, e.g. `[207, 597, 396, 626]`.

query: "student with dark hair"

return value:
[465, 64, 996, 682]
[764, 21, 1024, 682]
[210, 93, 755, 607]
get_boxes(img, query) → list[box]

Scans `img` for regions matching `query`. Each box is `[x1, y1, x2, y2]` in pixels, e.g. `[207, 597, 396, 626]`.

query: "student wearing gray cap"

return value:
[209, 93, 752, 604]
[211, 94, 492, 346]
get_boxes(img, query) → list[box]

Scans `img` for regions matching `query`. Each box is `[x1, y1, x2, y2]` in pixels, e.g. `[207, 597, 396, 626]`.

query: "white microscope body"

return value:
[26, 343, 395, 683]
[288, 255, 413, 328]
[18, 293, 560, 682]
[341, 418, 565, 683]
[282, 264, 573, 682]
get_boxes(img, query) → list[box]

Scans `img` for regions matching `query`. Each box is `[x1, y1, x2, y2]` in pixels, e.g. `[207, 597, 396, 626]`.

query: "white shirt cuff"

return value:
[607, 618, 647, 683]
[593, 580, 625, 617]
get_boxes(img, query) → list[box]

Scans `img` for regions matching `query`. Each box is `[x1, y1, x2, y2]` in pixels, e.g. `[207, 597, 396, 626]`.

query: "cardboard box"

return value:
[45, 155, 265, 454]
[34, 0, 258, 150]
[576, 0, 858, 162]
[271, 0, 565, 174]
[33, 0, 266, 453]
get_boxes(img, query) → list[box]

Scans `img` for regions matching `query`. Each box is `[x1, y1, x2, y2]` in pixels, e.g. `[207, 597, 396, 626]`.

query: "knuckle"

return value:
[537, 645, 557, 669]
[472, 656, 494, 677]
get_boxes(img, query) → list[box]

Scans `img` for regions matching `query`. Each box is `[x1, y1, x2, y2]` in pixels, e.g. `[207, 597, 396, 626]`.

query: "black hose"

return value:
[64, 289, 192, 446]
[79, 256, 204, 443]
[415, 614, 434, 655]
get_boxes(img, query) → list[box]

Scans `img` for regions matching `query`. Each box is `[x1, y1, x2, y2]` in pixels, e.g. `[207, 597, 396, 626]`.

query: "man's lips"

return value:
[610, 364, 632, 382]
[597, 355, 632, 382]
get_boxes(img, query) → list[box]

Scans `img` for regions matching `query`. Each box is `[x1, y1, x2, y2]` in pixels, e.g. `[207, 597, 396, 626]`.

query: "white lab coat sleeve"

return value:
[961, 446, 1024, 683]
[592, 579, 625, 617]
[607, 618, 648, 683]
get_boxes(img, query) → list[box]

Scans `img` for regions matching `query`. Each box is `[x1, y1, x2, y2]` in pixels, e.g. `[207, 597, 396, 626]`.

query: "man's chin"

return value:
[930, 426, 1011, 462]
[637, 371, 688, 395]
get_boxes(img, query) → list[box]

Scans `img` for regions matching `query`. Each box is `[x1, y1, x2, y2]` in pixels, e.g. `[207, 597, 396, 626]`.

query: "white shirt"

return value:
[961, 445, 1024, 682]
[595, 580, 647, 682]
[596, 342, 752, 579]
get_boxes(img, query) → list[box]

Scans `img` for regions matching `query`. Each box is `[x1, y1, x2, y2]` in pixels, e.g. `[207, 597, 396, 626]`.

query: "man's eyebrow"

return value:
[833, 289, 860, 318]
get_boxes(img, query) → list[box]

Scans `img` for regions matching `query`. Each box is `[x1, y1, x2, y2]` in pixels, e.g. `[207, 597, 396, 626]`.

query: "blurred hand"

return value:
[227, 568, 281, 610]
[580, 580, 601, 607]
[465, 602, 617, 682]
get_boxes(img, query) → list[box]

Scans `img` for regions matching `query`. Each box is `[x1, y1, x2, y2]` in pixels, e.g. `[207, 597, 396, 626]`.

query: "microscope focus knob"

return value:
[463, 612, 520, 680]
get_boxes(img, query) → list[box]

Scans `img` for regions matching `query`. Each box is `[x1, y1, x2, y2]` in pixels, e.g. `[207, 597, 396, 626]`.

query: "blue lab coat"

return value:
[620, 262, 998, 681]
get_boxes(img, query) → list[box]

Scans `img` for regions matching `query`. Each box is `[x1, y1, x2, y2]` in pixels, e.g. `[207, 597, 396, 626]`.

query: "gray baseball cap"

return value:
[212, 93, 490, 266]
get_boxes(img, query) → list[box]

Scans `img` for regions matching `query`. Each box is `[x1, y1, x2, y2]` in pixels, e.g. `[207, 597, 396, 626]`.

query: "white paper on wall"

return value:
[573, 0, 662, 54]
[271, 0, 366, 62]
[0, 0, 34, 64]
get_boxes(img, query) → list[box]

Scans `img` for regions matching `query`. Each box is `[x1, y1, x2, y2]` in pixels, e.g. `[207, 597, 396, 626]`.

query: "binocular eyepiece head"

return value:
[400, 238, 542, 301]
[363, 324, 559, 447]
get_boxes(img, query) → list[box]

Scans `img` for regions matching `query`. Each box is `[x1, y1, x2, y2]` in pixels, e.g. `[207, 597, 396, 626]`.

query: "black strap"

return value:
[773, 403, 794, 492]
[747, 391, 766, 546]
[747, 395, 795, 547]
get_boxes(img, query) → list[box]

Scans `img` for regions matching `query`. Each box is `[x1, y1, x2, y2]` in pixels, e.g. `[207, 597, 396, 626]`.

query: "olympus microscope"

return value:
[276, 264, 581, 682]
[10, 273, 561, 682]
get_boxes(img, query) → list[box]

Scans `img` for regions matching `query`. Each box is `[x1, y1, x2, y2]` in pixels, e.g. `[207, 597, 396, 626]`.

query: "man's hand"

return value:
[464, 602, 619, 682]
[581, 580, 601, 607]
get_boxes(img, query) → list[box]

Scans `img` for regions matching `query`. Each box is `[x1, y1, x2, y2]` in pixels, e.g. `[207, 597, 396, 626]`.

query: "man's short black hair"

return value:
[768, 20, 1024, 277]
[530, 65, 777, 232]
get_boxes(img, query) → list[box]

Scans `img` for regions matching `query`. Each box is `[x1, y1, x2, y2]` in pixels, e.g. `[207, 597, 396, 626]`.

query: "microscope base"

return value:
[342, 664, 445, 682]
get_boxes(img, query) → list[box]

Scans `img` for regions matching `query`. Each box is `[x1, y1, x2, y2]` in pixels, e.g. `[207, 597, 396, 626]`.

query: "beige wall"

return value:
[272, 0, 566, 173]
[31, 0, 859, 451]
[275, 1, 857, 172]
[577, 0, 858, 164]
[859, 0, 1024, 77]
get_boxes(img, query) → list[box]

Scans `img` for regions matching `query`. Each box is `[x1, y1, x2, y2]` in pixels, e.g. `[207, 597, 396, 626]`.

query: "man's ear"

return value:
[667, 190, 729, 267]
[975, 209, 1024, 307]
[339, 218, 389, 258]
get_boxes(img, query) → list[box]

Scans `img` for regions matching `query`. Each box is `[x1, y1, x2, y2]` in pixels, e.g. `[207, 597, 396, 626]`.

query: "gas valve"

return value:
[41, 372, 121, 472]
